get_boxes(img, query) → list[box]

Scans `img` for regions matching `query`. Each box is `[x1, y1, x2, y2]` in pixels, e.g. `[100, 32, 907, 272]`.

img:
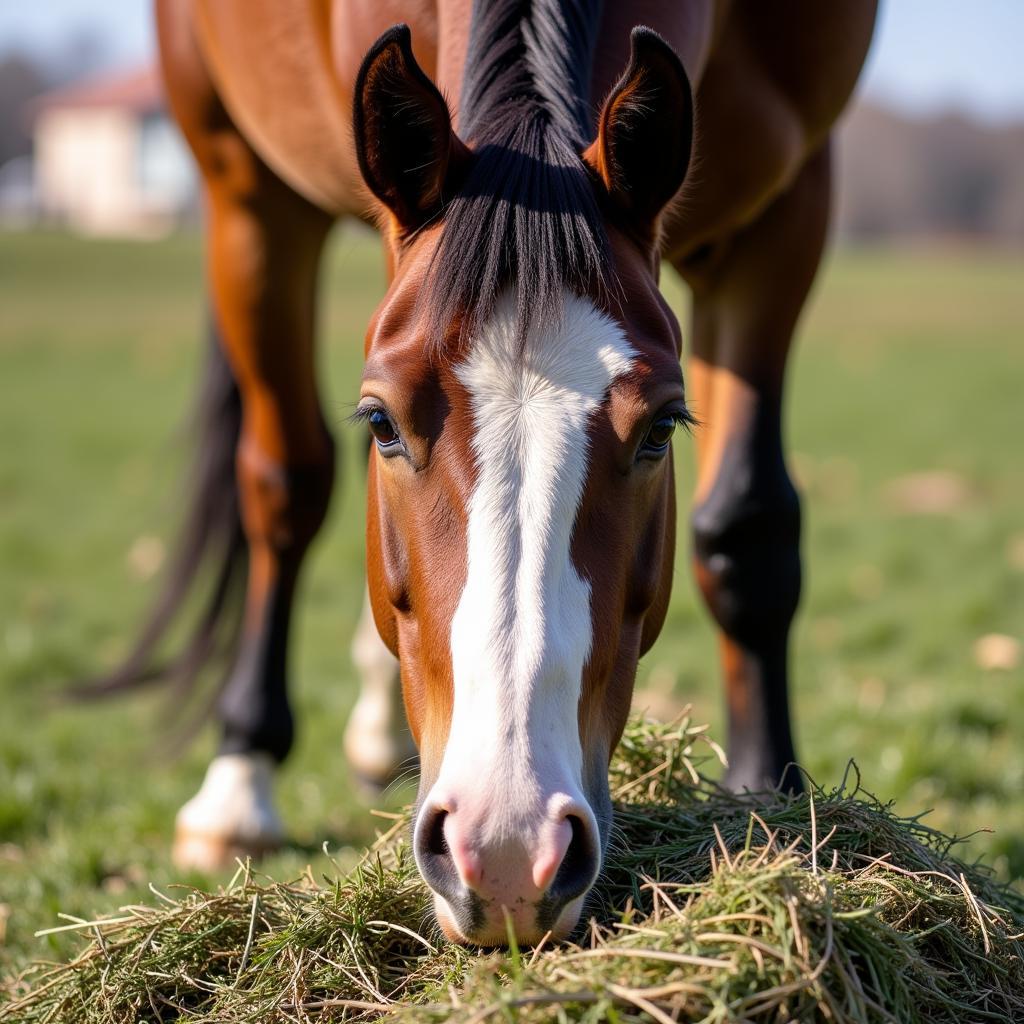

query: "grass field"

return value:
[1, 229, 1022, 978]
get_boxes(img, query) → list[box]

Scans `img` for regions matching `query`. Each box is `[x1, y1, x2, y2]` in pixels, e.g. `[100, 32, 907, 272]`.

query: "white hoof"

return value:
[173, 752, 283, 871]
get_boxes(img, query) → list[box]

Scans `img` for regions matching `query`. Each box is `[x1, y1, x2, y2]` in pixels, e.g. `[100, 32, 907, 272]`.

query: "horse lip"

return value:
[431, 889, 586, 947]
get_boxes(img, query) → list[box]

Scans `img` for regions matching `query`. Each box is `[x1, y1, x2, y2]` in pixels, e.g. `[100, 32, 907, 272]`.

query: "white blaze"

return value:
[438, 290, 635, 837]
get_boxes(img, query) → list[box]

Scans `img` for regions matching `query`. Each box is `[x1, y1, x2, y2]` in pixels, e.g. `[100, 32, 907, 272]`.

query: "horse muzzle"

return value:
[412, 789, 602, 945]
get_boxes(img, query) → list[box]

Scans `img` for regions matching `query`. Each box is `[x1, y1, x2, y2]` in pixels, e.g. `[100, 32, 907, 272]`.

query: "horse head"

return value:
[352, 23, 693, 945]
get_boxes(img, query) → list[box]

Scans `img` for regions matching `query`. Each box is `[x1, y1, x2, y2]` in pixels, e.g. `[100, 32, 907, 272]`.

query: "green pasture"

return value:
[0, 230, 1022, 978]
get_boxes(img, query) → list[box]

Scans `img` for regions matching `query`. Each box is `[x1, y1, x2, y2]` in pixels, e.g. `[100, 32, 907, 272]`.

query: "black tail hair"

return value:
[75, 322, 247, 710]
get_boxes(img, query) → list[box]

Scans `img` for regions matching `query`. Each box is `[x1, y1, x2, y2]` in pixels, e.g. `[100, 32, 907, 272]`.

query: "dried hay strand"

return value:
[3, 715, 1023, 1023]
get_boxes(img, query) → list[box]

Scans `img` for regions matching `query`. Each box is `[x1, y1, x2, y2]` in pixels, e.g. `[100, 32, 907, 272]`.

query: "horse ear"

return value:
[584, 27, 693, 238]
[353, 25, 470, 231]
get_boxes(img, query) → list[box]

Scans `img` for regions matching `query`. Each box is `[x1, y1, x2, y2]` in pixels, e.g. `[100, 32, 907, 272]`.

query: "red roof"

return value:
[30, 65, 165, 117]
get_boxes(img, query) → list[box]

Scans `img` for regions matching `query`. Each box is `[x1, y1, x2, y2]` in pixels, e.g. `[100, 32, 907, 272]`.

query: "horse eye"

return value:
[641, 415, 677, 454]
[368, 408, 399, 447]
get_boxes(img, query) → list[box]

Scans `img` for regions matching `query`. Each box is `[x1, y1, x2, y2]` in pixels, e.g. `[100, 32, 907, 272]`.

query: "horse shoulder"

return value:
[663, 0, 877, 263]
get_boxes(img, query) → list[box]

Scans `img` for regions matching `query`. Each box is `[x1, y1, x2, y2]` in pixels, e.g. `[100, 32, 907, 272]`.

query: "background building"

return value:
[22, 65, 196, 236]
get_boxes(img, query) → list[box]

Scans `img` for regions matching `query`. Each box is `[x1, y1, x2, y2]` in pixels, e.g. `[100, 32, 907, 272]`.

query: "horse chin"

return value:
[545, 895, 586, 944]
[431, 892, 585, 948]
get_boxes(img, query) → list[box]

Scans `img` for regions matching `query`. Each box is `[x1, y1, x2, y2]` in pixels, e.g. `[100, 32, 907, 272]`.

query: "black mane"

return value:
[425, 0, 611, 346]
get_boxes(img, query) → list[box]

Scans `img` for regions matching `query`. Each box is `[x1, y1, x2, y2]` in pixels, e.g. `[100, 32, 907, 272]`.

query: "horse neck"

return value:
[434, 0, 474, 123]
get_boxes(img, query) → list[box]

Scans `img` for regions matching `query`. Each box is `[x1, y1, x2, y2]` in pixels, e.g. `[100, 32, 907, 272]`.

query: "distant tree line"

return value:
[835, 102, 1024, 244]
[0, 55, 49, 167]
[0, 34, 110, 166]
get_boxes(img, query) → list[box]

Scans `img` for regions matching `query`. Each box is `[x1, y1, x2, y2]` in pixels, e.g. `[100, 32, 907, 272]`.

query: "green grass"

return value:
[1, 230, 1022, 978]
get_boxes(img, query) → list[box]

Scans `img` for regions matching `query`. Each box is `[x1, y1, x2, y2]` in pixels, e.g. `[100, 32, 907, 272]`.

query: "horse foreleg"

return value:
[343, 586, 416, 792]
[159, 4, 336, 868]
[173, 190, 334, 867]
[677, 144, 832, 793]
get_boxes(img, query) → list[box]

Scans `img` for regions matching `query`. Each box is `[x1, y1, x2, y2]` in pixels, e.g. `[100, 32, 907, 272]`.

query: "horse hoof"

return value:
[172, 752, 284, 871]
[722, 761, 805, 796]
[172, 826, 282, 872]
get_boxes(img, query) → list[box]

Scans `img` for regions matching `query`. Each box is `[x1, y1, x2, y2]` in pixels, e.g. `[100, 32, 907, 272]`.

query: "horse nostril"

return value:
[413, 805, 462, 905]
[424, 806, 448, 857]
[548, 814, 599, 906]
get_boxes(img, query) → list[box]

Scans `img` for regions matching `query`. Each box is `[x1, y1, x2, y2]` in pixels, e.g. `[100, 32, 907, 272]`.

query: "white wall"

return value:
[34, 107, 196, 236]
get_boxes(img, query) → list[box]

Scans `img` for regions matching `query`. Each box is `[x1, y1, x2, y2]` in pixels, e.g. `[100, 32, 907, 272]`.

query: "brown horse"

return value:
[117, 0, 876, 944]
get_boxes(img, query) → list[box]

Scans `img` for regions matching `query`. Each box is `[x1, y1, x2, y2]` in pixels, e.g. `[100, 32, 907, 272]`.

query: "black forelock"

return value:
[422, 0, 612, 348]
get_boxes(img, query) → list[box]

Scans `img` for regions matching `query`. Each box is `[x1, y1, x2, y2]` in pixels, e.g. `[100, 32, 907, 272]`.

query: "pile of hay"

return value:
[4, 716, 1023, 1022]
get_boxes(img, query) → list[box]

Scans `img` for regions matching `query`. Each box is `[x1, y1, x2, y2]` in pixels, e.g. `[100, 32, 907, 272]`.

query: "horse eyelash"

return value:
[346, 404, 699, 434]
[670, 406, 700, 436]
[345, 405, 379, 428]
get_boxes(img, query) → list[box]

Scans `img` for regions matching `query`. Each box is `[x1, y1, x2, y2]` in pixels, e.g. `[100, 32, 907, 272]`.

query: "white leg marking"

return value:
[436, 290, 636, 837]
[344, 586, 414, 784]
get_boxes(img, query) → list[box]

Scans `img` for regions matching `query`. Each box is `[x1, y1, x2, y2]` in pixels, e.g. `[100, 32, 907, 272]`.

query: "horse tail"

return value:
[76, 321, 247, 707]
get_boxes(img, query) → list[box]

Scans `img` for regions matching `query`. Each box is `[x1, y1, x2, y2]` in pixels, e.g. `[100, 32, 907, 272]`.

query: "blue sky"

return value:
[3, 1, 1024, 123]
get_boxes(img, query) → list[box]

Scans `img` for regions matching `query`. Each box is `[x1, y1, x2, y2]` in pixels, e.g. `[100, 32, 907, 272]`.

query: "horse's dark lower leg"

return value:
[174, 437, 333, 869]
[677, 144, 832, 793]
[691, 399, 802, 792]
[217, 449, 335, 763]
